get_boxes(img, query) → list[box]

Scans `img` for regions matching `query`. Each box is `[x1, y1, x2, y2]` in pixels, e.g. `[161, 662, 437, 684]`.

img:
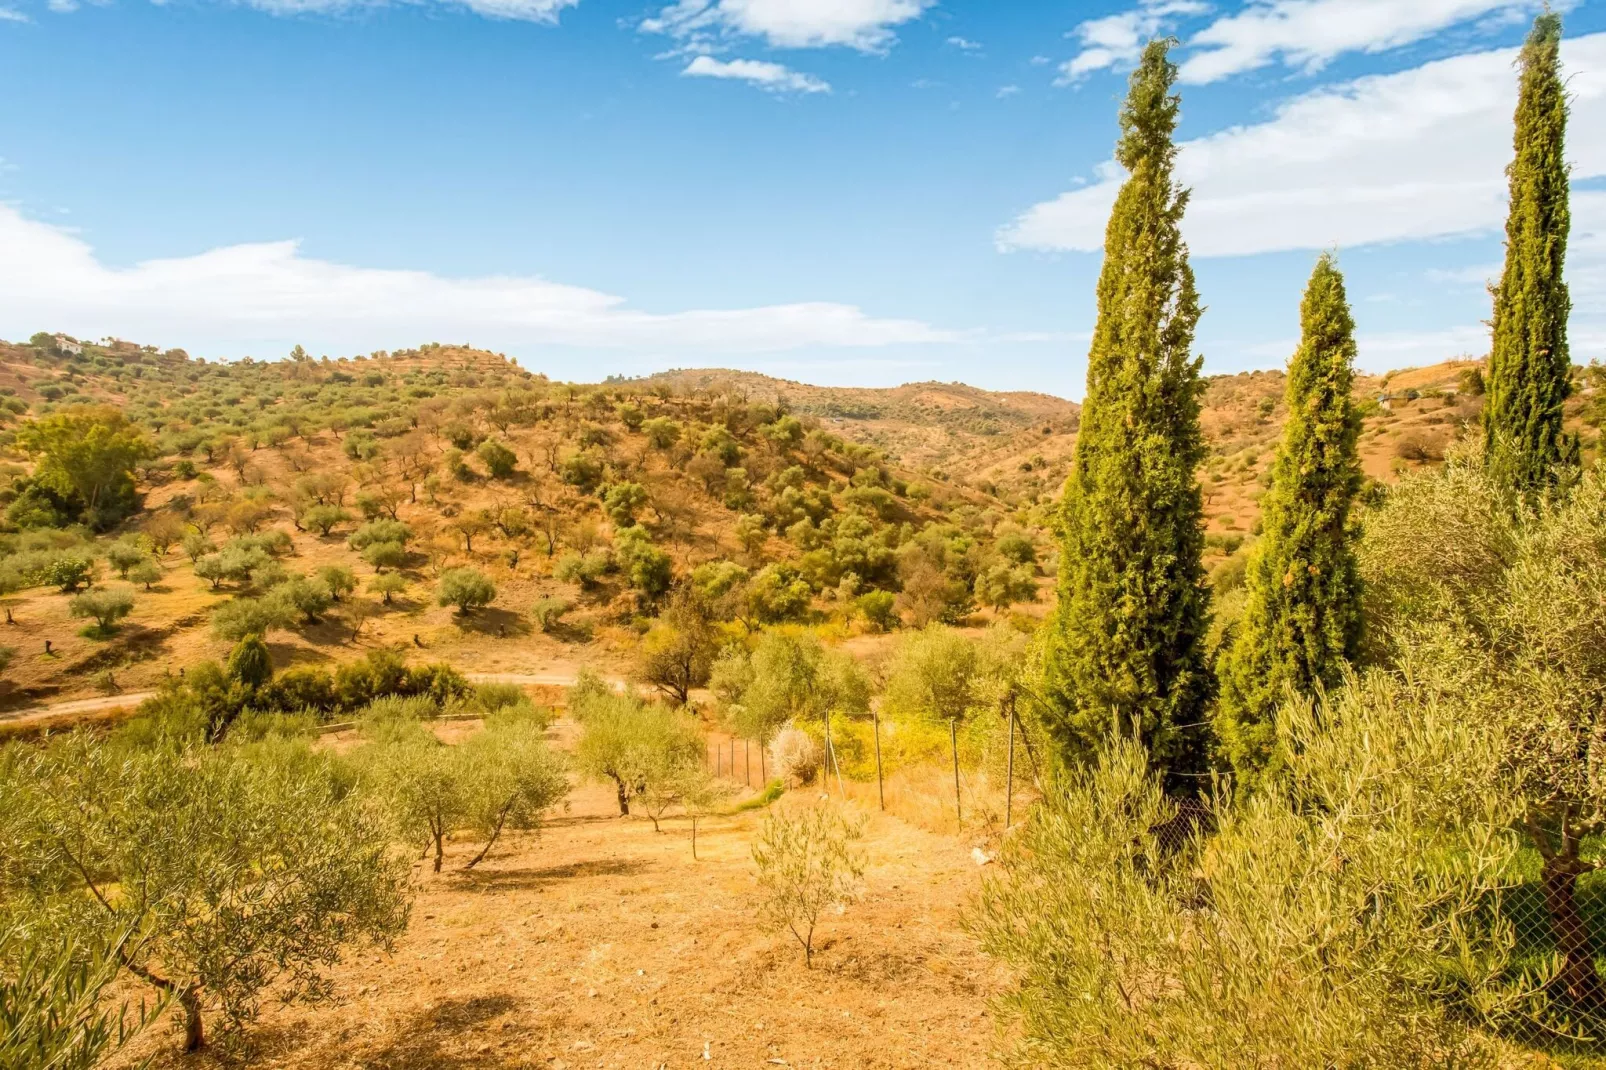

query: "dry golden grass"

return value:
[108, 719, 1003, 1070]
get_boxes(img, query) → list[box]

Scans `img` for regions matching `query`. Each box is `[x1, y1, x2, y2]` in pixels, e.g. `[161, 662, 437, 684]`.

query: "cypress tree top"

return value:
[1043, 39, 1211, 777]
[1215, 254, 1363, 789]
[1485, 12, 1575, 490]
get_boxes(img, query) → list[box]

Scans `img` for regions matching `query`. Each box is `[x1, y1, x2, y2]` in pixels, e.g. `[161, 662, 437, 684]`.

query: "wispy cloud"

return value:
[996, 84, 1021, 98]
[1179, 0, 1543, 83]
[1058, 0, 1209, 85]
[0, 5, 29, 19]
[41, 0, 579, 20]
[1426, 261, 1503, 287]
[0, 204, 958, 357]
[946, 35, 980, 51]
[682, 55, 830, 93]
[641, 0, 933, 53]
[1003, 33, 1606, 256]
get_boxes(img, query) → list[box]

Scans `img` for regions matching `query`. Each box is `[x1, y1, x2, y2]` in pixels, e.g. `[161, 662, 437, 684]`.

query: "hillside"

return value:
[0, 335, 1600, 713]
[0, 337, 1016, 712]
[629, 368, 1081, 485]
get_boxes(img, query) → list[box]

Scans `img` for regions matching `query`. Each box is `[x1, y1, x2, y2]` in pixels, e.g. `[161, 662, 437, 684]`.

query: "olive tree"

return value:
[574, 694, 703, 816]
[1, 737, 411, 1052]
[1363, 457, 1606, 1009]
[128, 560, 162, 591]
[752, 804, 865, 967]
[0, 922, 166, 1070]
[68, 588, 135, 636]
[436, 567, 496, 615]
[356, 727, 465, 874]
[635, 588, 718, 705]
[104, 540, 148, 580]
[301, 505, 350, 537]
[712, 631, 868, 747]
[369, 572, 408, 605]
[458, 721, 567, 869]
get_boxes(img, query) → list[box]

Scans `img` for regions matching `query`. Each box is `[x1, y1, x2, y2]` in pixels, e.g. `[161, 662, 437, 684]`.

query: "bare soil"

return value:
[112, 722, 1003, 1070]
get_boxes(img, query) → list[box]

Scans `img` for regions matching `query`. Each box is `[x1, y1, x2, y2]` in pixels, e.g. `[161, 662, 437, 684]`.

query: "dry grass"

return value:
[107, 719, 1003, 1070]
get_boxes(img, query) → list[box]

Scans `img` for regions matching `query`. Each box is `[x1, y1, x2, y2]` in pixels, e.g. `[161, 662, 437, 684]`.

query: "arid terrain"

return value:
[110, 717, 1002, 1070]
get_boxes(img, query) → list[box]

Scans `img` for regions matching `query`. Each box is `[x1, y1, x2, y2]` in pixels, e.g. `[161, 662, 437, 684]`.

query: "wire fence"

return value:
[704, 733, 767, 790]
[702, 719, 1606, 1059]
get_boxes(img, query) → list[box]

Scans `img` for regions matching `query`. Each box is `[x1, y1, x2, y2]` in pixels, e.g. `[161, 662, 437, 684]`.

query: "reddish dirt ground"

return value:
[112, 722, 1003, 1070]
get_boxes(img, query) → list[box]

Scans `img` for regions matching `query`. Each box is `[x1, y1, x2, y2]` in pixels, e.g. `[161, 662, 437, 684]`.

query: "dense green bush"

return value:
[67, 587, 135, 635]
[0, 737, 411, 1052]
[436, 566, 496, 614]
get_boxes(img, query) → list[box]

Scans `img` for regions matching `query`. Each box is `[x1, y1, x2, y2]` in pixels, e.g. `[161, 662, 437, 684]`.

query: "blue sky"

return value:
[2, 0, 1605, 398]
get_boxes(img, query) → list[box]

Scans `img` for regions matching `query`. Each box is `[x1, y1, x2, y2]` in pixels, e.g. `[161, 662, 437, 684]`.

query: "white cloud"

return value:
[45, 0, 579, 19]
[0, 4, 29, 18]
[0, 204, 957, 358]
[448, 0, 576, 20]
[1001, 33, 1606, 257]
[1426, 261, 1503, 286]
[996, 84, 1021, 98]
[642, 0, 932, 53]
[1179, 0, 1540, 84]
[1354, 325, 1492, 368]
[682, 55, 830, 92]
[1058, 0, 1209, 84]
[946, 35, 980, 51]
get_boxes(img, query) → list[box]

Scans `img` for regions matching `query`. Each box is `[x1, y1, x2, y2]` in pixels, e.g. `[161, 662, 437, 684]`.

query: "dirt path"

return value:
[113, 729, 1000, 1069]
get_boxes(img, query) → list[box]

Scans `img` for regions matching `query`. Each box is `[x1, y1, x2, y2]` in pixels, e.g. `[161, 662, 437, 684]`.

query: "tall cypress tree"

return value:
[1042, 39, 1210, 777]
[1485, 12, 1577, 490]
[1215, 255, 1363, 790]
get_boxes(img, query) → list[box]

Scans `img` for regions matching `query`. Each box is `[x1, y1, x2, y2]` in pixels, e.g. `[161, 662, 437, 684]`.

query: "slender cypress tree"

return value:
[1215, 255, 1363, 790]
[1485, 12, 1577, 490]
[1042, 39, 1210, 778]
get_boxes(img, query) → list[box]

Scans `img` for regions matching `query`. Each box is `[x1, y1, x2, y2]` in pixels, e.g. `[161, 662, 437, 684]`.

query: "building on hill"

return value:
[53, 334, 83, 356]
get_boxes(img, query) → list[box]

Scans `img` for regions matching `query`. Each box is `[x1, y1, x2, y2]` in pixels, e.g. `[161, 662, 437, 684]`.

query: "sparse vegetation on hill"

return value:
[5, 14, 1606, 1069]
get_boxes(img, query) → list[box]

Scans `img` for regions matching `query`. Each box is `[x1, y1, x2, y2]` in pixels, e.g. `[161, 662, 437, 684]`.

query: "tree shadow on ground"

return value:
[360, 994, 527, 1070]
[454, 607, 529, 639]
[455, 857, 648, 893]
[540, 618, 593, 644]
[201, 993, 527, 1070]
[266, 641, 335, 669]
[299, 616, 357, 648]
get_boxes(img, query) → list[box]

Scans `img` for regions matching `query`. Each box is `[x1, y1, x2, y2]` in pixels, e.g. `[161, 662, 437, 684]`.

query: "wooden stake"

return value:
[950, 719, 962, 831]
[745, 739, 751, 786]
[872, 710, 885, 812]
[823, 707, 847, 799]
[1004, 693, 1016, 831]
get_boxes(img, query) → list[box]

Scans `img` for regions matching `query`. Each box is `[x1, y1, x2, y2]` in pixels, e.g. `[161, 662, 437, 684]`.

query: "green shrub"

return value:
[1, 737, 411, 1052]
[476, 439, 518, 479]
[211, 596, 296, 642]
[752, 804, 865, 967]
[553, 550, 610, 588]
[437, 567, 496, 615]
[854, 589, 898, 632]
[68, 587, 135, 635]
[532, 596, 570, 632]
